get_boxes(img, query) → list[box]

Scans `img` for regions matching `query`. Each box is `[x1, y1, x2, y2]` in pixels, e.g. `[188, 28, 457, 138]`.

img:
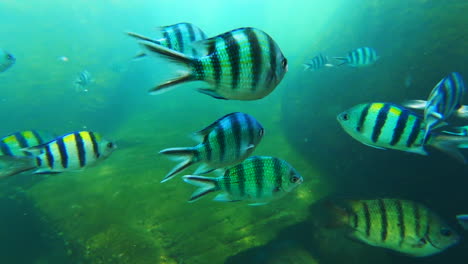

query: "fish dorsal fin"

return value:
[193, 112, 240, 141]
[191, 38, 218, 57]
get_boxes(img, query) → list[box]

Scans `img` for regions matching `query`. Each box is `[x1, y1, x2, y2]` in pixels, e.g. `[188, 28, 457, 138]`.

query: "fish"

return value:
[442, 125, 468, 137]
[303, 53, 333, 71]
[325, 198, 460, 257]
[0, 49, 15, 73]
[334, 47, 379, 67]
[0, 131, 116, 178]
[160, 112, 264, 183]
[74, 70, 93, 92]
[403, 72, 467, 141]
[337, 102, 468, 162]
[456, 214, 468, 230]
[138, 27, 288, 100]
[128, 22, 207, 58]
[182, 156, 303, 205]
[0, 130, 55, 157]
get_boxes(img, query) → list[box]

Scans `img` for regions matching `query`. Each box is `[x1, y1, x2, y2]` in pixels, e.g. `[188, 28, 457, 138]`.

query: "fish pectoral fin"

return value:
[244, 144, 255, 151]
[213, 193, 238, 203]
[361, 142, 386, 150]
[197, 89, 228, 100]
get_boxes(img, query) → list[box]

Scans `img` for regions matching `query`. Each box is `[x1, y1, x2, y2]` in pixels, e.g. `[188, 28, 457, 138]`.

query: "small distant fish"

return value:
[337, 102, 468, 162]
[0, 49, 15, 73]
[160, 112, 264, 182]
[403, 72, 467, 141]
[74, 70, 93, 92]
[456, 214, 468, 230]
[128, 22, 207, 58]
[325, 198, 460, 257]
[0, 130, 55, 157]
[303, 54, 334, 71]
[138, 27, 288, 100]
[0, 131, 116, 178]
[334, 47, 379, 67]
[183, 156, 303, 205]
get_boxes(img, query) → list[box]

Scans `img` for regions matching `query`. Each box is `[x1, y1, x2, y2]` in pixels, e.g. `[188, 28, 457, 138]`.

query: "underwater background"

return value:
[1, 0, 467, 263]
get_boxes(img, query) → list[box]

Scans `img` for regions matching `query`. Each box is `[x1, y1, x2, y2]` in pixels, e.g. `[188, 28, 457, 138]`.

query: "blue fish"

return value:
[0, 49, 15, 73]
[74, 70, 93, 92]
[334, 47, 379, 67]
[303, 53, 333, 71]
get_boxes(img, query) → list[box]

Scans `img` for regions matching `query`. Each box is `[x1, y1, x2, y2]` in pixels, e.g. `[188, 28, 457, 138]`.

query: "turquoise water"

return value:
[1, 0, 467, 263]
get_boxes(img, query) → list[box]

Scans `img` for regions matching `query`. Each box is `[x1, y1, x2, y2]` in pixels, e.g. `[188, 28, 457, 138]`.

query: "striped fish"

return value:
[0, 48, 15, 73]
[337, 102, 468, 162]
[334, 47, 379, 67]
[303, 53, 333, 71]
[0, 131, 116, 178]
[128, 22, 207, 58]
[139, 27, 288, 100]
[0, 130, 54, 157]
[160, 112, 264, 183]
[182, 156, 303, 205]
[74, 70, 92, 92]
[326, 198, 459, 257]
[403, 72, 467, 141]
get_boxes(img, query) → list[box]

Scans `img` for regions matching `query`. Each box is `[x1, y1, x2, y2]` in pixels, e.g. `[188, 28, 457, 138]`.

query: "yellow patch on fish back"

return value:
[80, 131, 92, 144]
[2, 135, 17, 144]
[369, 103, 384, 113]
[21, 131, 35, 140]
[63, 133, 77, 144]
[388, 106, 402, 116]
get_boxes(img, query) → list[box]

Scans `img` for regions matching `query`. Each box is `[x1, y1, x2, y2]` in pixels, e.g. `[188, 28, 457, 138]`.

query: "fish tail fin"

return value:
[126, 32, 160, 44]
[333, 57, 348, 66]
[139, 41, 197, 95]
[159, 147, 199, 183]
[303, 64, 311, 71]
[456, 105, 468, 118]
[0, 156, 36, 178]
[323, 199, 350, 229]
[430, 134, 468, 163]
[402, 100, 427, 110]
[182, 175, 218, 202]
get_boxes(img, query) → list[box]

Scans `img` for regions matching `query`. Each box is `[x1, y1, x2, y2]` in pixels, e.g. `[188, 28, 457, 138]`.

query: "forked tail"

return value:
[430, 134, 468, 163]
[0, 156, 36, 178]
[159, 147, 199, 183]
[182, 175, 219, 202]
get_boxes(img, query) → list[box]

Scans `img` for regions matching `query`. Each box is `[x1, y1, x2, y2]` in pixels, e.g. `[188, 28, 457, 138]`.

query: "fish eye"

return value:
[281, 58, 288, 68]
[440, 228, 452, 237]
[7, 54, 13, 60]
[259, 128, 264, 137]
[107, 142, 114, 148]
[290, 175, 300, 183]
[342, 113, 349, 121]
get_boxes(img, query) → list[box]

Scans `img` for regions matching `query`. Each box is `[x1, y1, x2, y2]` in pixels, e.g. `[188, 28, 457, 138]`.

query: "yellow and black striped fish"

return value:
[138, 27, 288, 100]
[128, 22, 207, 58]
[0, 131, 116, 178]
[0, 130, 54, 156]
[337, 102, 468, 162]
[326, 198, 459, 257]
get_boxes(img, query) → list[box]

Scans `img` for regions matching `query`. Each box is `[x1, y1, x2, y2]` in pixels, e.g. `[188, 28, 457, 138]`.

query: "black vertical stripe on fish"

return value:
[193, 148, 201, 162]
[237, 164, 246, 197]
[220, 32, 241, 89]
[174, 25, 184, 53]
[89, 132, 100, 158]
[363, 201, 372, 237]
[36, 156, 42, 167]
[253, 157, 264, 198]
[204, 136, 212, 161]
[74, 132, 86, 167]
[163, 30, 173, 49]
[406, 118, 421, 147]
[209, 43, 221, 87]
[423, 212, 432, 239]
[245, 28, 262, 89]
[14, 132, 28, 148]
[396, 200, 406, 246]
[357, 104, 371, 132]
[193, 59, 205, 80]
[230, 114, 242, 159]
[390, 109, 409, 145]
[351, 211, 359, 229]
[45, 145, 54, 168]
[372, 104, 391, 143]
[273, 158, 283, 192]
[266, 35, 277, 87]
[445, 76, 456, 113]
[187, 24, 195, 42]
[378, 199, 388, 241]
[56, 138, 68, 168]
[215, 124, 226, 162]
[413, 202, 421, 237]
[0, 142, 12, 156]
[32, 130, 44, 144]
[223, 169, 232, 194]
